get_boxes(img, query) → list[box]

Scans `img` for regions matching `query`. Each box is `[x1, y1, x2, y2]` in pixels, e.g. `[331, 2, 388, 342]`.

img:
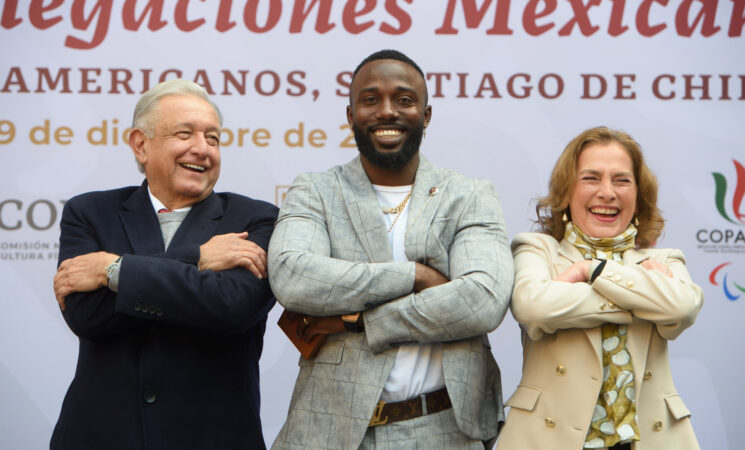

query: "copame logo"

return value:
[709, 262, 744, 301]
[712, 159, 745, 226]
[696, 159, 745, 253]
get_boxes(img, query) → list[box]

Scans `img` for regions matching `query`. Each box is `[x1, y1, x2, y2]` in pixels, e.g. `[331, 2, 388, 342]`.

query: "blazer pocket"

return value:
[664, 394, 692, 420]
[505, 385, 542, 411]
[297, 341, 345, 367]
[303, 340, 344, 365]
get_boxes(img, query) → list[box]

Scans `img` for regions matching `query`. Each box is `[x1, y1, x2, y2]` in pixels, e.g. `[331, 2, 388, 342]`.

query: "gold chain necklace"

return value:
[382, 188, 413, 233]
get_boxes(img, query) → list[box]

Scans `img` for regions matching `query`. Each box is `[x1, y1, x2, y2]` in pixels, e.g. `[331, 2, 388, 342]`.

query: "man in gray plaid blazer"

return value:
[268, 50, 514, 450]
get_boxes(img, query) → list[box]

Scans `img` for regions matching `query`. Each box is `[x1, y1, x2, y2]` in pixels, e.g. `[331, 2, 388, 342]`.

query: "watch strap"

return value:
[105, 256, 122, 289]
[341, 313, 364, 332]
[589, 259, 607, 283]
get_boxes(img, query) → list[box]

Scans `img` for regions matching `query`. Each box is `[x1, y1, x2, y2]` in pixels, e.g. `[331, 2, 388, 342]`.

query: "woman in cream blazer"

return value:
[496, 127, 703, 450]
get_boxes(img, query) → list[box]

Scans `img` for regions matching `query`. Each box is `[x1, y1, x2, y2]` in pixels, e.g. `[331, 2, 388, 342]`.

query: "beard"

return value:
[353, 123, 424, 170]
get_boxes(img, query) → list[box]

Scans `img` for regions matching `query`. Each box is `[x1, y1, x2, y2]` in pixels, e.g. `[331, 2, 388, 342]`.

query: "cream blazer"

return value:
[496, 233, 703, 450]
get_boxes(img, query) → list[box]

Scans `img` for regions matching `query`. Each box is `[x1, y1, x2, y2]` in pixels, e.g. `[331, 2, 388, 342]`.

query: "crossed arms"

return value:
[54, 194, 276, 339]
[510, 233, 704, 341]
[268, 172, 514, 353]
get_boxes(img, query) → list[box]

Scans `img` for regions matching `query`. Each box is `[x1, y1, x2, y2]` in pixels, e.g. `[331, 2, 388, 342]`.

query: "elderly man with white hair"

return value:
[51, 79, 277, 450]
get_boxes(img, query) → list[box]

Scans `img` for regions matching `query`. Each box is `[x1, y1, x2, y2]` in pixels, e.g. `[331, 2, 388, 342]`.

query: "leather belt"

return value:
[369, 388, 452, 427]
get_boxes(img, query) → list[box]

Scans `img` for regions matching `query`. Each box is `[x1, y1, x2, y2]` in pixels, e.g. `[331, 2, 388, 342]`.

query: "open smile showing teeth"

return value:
[180, 163, 205, 172]
[590, 207, 619, 216]
[373, 129, 403, 138]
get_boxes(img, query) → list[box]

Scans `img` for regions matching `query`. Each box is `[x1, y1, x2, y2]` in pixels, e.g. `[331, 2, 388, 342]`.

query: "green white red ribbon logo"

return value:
[712, 159, 745, 226]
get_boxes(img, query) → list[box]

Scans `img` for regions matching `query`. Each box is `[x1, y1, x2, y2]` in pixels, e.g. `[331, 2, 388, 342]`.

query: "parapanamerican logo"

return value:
[709, 262, 744, 301]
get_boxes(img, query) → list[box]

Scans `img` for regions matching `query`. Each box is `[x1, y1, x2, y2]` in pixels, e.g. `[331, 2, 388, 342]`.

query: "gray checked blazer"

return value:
[268, 156, 514, 449]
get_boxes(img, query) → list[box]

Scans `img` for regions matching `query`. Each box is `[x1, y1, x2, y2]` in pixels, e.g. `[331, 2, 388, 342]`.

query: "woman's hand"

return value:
[554, 260, 592, 283]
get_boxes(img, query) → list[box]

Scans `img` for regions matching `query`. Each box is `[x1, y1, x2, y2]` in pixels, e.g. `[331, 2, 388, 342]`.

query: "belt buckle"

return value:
[369, 400, 388, 427]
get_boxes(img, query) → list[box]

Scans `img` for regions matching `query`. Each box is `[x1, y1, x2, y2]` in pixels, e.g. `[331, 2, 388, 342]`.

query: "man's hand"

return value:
[554, 260, 592, 283]
[54, 252, 119, 310]
[640, 259, 673, 278]
[199, 232, 267, 279]
[413, 263, 449, 292]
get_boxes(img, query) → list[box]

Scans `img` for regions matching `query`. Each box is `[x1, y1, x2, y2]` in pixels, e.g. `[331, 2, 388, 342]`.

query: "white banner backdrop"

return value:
[1, 1, 743, 448]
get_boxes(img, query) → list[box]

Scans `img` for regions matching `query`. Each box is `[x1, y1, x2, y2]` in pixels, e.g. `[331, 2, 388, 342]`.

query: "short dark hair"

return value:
[352, 49, 425, 79]
[350, 49, 428, 104]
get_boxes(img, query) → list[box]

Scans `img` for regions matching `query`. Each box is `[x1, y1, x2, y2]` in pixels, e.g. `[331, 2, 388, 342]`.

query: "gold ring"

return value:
[303, 317, 309, 326]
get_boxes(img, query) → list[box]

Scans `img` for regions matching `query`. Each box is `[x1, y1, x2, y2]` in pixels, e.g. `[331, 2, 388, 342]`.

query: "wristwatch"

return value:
[105, 256, 122, 286]
[590, 259, 607, 283]
[341, 312, 364, 332]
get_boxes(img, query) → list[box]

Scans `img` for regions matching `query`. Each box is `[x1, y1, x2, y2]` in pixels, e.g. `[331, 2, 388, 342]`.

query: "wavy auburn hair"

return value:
[535, 126, 664, 248]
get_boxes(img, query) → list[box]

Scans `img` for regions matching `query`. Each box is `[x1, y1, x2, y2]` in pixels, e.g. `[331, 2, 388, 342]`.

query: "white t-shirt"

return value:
[372, 184, 445, 402]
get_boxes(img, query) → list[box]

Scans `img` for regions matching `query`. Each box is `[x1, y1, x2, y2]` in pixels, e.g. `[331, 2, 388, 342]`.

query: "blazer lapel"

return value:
[168, 192, 222, 248]
[622, 248, 654, 390]
[627, 319, 653, 398]
[556, 239, 585, 278]
[338, 157, 393, 263]
[403, 157, 446, 263]
[119, 182, 166, 255]
[558, 239, 604, 364]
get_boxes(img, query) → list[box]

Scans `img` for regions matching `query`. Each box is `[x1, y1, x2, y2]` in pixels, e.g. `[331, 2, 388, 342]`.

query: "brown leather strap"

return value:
[369, 388, 451, 427]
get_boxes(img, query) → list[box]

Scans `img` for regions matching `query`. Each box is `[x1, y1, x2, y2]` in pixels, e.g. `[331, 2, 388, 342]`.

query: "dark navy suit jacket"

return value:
[51, 181, 277, 450]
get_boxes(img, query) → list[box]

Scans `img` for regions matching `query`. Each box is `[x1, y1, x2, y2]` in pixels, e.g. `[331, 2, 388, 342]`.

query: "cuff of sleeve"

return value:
[362, 306, 388, 354]
[362, 308, 385, 354]
[362, 293, 416, 354]
[165, 244, 201, 265]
